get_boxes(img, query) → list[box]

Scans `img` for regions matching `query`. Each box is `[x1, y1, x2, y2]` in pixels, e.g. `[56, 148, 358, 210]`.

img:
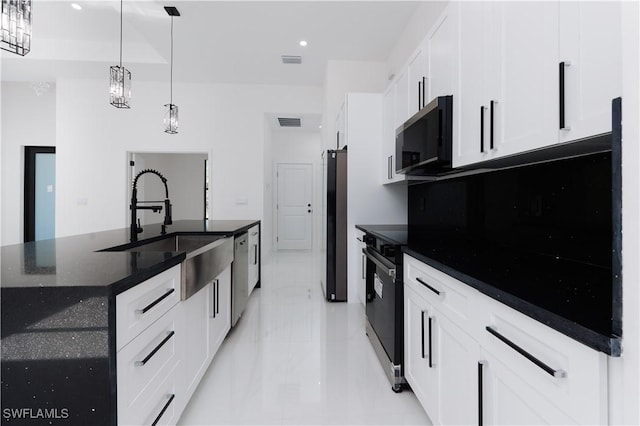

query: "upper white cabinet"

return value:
[558, 1, 622, 142]
[394, 69, 409, 130]
[408, 45, 428, 117]
[455, 1, 559, 167]
[427, 6, 457, 100]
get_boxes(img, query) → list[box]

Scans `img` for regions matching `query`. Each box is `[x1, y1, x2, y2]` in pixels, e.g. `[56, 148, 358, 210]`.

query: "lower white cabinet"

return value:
[209, 266, 231, 358]
[117, 264, 233, 426]
[248, 225, 260, 294]
[117, 265, 184, 426]
[404, 254, 608, 425]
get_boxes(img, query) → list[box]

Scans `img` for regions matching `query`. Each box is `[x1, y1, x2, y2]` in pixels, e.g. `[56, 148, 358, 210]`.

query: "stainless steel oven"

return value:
[359, 225, 407, 393]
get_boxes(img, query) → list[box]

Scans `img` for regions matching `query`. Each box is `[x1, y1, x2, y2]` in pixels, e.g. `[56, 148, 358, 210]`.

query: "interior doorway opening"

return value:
[24, 146, 56, 242]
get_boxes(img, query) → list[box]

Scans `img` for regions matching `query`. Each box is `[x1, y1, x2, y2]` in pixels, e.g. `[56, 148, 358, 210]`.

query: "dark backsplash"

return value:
[408, 150, 617, 338]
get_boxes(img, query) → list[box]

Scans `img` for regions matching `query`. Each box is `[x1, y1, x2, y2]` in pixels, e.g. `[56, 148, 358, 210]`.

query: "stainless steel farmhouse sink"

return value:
[106, 235, 234, 300]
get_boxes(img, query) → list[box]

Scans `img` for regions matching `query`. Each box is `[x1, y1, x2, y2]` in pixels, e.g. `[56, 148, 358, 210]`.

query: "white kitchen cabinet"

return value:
[355, 229, 367, 307]
[558, 1, 622, 142]
[181, 284, 210, 402]
[394, 69, 409, 130]
[335, 102, 346, 149]
[479, 348, 573, 425]
[116, 265, 184, 426]
[427, 4, 457, 100]
[454, 1, 559, 167]
[380, 84, 408, 185]
[209, 265, 231, 358]
[404, 254, 608, 425]
[248, 225, 260, 294]
[404, 284, 439, 421]
[408, 45, 428, 117]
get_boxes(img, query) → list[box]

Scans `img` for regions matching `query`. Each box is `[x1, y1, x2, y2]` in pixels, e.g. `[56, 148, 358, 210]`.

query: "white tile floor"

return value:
[178, 250, 431, 425]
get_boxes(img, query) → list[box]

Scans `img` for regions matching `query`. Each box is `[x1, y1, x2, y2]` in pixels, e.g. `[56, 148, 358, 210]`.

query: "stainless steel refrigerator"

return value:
[321, 149, 347, 301]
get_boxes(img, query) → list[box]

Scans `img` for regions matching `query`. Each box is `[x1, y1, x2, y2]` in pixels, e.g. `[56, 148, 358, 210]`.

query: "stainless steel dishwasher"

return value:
[231, 232, 249, 326]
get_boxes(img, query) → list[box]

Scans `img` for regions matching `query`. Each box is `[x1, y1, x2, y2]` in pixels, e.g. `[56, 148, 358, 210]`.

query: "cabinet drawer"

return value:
[478, 297, 608, 425]
[118, 360, 182, 426]
[117, 265, 181, 351]
[117, 307, 181, 415]
[404, 254, 474, 325]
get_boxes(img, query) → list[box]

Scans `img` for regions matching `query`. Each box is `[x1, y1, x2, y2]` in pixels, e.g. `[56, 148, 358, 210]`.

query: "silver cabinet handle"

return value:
[135, 331, 175, 367]
[136, 289, 175, 315]
[486, 326, 567, 378]
[151, 393, 175, 426]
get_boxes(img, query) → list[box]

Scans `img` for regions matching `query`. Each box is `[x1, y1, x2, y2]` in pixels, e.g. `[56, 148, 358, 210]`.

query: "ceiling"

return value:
[1, 1, 421, 86]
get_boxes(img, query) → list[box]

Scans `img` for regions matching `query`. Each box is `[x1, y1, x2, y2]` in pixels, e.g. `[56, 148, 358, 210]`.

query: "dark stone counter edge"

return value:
[403, 247, 621, 357]
[355, 224, 407, 246]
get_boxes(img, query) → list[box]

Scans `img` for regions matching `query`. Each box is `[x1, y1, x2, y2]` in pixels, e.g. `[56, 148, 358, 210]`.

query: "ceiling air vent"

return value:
[281, 55, 302, 64]
[278, 117, 302, 127]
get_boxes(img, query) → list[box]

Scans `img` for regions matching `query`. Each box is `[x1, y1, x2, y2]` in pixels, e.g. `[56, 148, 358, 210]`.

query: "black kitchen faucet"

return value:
[130, 169, 172, 241]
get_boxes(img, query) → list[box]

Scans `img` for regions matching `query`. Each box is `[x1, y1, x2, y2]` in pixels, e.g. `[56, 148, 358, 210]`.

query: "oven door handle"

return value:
[363, 247, 396, 281]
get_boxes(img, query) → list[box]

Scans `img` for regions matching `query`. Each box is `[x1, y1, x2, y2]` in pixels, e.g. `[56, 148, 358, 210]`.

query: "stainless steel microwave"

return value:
[395, 95, 453, 175]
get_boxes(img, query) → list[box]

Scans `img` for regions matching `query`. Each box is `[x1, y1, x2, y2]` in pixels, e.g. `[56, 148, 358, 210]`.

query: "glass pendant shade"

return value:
[110, 65, 131, 108]
[1, 0, 31, 56]
[164, 104, 178, 134]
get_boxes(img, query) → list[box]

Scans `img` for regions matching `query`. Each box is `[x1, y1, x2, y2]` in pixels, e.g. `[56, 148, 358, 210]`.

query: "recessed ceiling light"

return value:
[318, 125, 322, 129]
[71, 3, 82, 10]
[299, 40, 308, 47]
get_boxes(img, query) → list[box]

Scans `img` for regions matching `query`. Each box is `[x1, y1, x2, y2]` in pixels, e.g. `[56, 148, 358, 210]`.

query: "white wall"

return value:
[132, 152, 208, 225]
[1, 82, 56, 246]
[322, 60, 389, 151]
[270, 130, 323, 252]
[50, 78, 321, 239]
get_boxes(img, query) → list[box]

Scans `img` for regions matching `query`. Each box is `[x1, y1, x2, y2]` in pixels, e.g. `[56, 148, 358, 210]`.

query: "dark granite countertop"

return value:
[403, 244, 621, 356]
[355, 224, 408, 246]
[1, 219, 259, 295]
[0, 219, 259, 425]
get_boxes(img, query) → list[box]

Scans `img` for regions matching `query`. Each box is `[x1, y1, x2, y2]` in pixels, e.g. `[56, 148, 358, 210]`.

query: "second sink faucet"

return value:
[130, 169, 173, 241]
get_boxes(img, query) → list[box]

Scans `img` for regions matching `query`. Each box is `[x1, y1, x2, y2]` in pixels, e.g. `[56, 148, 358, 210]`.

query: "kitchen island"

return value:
[0, 220, 259, 426]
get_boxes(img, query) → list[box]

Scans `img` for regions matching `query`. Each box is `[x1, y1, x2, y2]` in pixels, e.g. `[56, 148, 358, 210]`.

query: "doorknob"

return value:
[307, 203, 311, 207]
[308, 209, 312, 213]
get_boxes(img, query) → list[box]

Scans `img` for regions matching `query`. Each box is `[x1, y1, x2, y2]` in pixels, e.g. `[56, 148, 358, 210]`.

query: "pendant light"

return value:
[1, 0, 31, 56]
[110, 0, 131, 108]
[164, 6, 180, 134]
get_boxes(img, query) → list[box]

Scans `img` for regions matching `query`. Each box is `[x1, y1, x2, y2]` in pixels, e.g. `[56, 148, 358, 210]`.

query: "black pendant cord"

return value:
[119, 0, 123, 67]
[170, 16, 173, 105]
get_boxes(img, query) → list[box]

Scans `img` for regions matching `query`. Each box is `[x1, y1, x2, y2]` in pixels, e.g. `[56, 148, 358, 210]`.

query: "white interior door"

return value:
[276, 163, 313, 250]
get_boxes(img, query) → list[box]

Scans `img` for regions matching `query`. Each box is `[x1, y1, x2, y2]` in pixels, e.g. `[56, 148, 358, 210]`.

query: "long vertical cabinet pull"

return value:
[428, 316, 434, 368]
[422, 77, 426, 108]
[211, 280, 217, 318]
[478, 361, 485, 426]
[480, 106, 485, 153]
[559, 61, 571, 130]
[490, 101, 496, 150]
[216, 280, 219, 315]
[418, 81, 422, 111]
[151, 394, 175, 426]
[421, 311, 426, 359]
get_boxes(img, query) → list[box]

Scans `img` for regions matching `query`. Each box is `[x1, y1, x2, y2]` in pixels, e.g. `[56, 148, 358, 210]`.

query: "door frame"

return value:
[24, 146, 56, 242]
[273, 162, 314, 250]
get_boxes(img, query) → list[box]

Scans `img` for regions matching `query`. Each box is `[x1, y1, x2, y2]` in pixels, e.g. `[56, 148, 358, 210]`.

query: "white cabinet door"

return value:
[480, 349, 574, 425]
[434, 311, 478, 426]
[381, 84, 396, 183]
[181, 284, 210, 401]
[427, 5, 457, 100]
[408, 46, 428, 117]
[491, 1, 559, 158]
[210, 265, 231, 358]
[394, 69, 409, 130]
[404, 285, 438, 420]
[248, 225, 260, 292]
[558, 1, 622, 142]
[454, 1, 492, 168]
